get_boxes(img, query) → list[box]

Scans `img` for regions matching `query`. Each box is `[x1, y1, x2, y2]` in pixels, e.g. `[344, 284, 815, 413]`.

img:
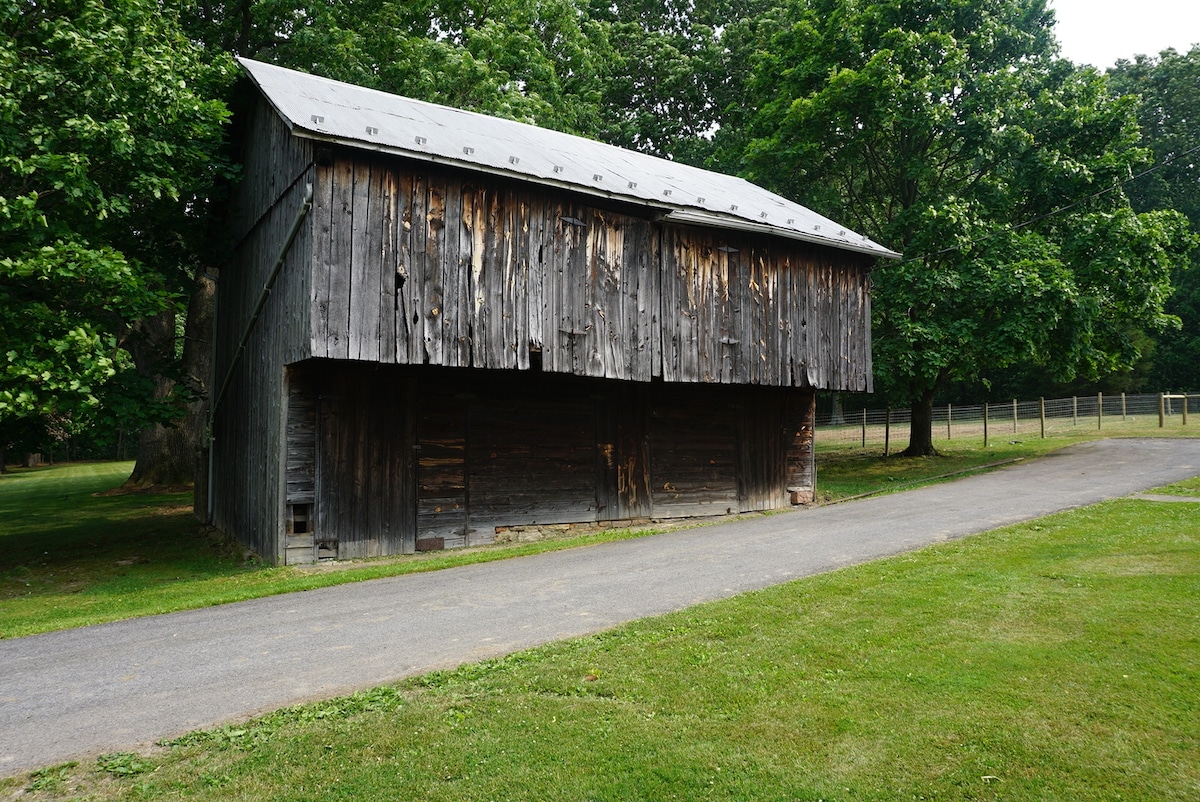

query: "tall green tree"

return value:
[0, 0, 232, 472]
[1109, 47, 1200, 392]
[581, 0, 770, 166]
[738, 0, 1191, 455]
[181, 0, 606, 134]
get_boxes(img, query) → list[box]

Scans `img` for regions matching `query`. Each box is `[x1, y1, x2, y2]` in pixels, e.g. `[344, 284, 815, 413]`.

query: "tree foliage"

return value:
[1108, 47, 1200, 391]
[580, 0, 770, 165]
[0, 0, 232, 462]
[737, 0, 1192, 454]
[180, 0, 608, 135]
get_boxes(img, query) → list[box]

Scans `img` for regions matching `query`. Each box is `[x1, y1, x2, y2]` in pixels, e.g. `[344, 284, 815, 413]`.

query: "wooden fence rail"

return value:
[818, 392, 1195, 452]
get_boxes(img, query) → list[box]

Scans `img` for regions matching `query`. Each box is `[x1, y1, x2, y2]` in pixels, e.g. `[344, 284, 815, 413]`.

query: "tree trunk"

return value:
[901, 387, 939, 457]
[125, 270, 216, 489]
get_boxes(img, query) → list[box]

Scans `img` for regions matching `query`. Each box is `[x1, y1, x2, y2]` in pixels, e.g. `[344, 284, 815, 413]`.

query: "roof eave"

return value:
[662, 209, 903, 260]
[290, 126, 904, 260]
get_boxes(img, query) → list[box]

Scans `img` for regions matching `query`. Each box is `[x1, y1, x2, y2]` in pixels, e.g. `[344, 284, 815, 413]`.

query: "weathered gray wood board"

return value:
[308, 147, 873, 392]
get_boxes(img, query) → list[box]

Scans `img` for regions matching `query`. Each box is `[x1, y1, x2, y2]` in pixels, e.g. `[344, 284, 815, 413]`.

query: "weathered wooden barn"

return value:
[210, 58, 900, 565]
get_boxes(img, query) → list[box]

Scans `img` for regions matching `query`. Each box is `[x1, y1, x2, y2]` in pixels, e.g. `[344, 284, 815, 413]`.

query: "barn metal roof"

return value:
[239, 58, 901, 260]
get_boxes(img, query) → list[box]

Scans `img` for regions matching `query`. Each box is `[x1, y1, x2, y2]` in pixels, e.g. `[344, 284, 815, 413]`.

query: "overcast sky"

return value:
[1049, 0, 1200, 68]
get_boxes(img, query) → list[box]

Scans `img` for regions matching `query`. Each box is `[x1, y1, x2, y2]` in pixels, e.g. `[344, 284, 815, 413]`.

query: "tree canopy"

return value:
[735, 0, 1192, 454]
[1108, 47, 1200, 392]
[0, 0, 232, 464]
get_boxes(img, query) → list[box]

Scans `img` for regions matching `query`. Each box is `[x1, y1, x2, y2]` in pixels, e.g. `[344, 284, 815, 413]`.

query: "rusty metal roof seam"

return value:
[238, 57, 902, 260]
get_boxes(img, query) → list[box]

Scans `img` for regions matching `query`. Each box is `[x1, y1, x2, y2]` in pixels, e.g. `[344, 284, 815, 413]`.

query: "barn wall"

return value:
[211, 97, 315, 562]
[307, 150, 873, 392]
[287, 362, 815, 561]
[659, 228, 873, 392]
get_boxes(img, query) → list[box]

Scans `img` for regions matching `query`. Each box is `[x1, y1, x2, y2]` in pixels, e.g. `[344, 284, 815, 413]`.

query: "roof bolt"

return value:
[628, 181, 637, 189]
[553, 165, 564, 173]
[787, 218, 795, 225]
[760, 211, 768, 218]
[415, 136, 427, 145]
[730, 204, 738, 211]
[663, 189, 673, 196]
[839, 230, 846, 236]
[311, 115, 324, 124]
[365, 126, 378, 135]
[463, 146, 475, 155]
[509, 156, 520, 164]
[593, 174, 603, 182]
[814, 224, 821, 231]
[697, 196, 705, 203]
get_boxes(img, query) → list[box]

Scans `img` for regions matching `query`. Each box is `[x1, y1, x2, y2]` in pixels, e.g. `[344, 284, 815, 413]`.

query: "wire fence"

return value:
[817, 392, 1197, 452]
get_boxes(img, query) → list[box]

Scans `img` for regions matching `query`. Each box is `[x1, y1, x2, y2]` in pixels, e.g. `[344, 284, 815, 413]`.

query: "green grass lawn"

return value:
[6, 480, 1198, 800]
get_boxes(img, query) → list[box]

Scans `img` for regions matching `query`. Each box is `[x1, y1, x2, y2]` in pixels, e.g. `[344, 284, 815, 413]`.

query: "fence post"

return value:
[1121, 392, 1127, 421]
[1013, 398, 1018, 434]
[1072, 396, 1078, 426]
[1185, 395, 1189, 426]
[1098, 392, 1103, 430]
[984, 402, 989, 448]
[1159, 394, 1166, 428]
[947, 403, 953, 440]
[1039, 397, 1046, 438]
[861, 407, 867, 448]
[884, 407, 891, 456]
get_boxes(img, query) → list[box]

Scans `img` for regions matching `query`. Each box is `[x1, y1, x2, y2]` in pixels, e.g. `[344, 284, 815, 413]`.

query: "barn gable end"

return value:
[210, 60, 897, 565]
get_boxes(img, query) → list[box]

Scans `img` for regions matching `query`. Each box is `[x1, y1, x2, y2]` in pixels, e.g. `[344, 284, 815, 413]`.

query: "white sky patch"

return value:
[1049, 0, 1200, 68]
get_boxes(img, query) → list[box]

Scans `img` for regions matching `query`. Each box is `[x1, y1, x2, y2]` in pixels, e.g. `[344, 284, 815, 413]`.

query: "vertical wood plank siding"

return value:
[212, 98, 314, 562]
[308, 150, 872, 391]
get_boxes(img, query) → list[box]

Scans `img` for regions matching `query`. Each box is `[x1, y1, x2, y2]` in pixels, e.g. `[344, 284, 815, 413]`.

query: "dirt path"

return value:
[2, 438, 1198, 777]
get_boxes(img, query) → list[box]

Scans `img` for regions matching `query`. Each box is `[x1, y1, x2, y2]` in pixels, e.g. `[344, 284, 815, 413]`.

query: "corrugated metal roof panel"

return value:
[239, 57, 902, 260]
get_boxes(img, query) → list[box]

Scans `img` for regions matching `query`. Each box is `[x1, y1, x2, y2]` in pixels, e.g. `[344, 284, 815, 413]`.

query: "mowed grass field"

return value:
[4, 476, 1198, 800]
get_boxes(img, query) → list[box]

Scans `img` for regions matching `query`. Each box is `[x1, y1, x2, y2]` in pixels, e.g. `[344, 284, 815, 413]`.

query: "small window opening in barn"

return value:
[289, 503, 312, 534]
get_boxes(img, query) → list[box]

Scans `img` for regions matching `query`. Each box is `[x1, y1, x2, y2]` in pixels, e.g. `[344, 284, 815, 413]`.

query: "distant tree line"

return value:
[2, 0, 1195, 471]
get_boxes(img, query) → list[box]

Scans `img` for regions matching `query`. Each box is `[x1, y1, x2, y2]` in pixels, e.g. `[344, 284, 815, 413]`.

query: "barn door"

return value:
[466, 395, 600, 541]
[648, 387, 740, 518]
[415, 395, 469, 550]
[315, 369, 416, 559]
[284, 370, 318, 565]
